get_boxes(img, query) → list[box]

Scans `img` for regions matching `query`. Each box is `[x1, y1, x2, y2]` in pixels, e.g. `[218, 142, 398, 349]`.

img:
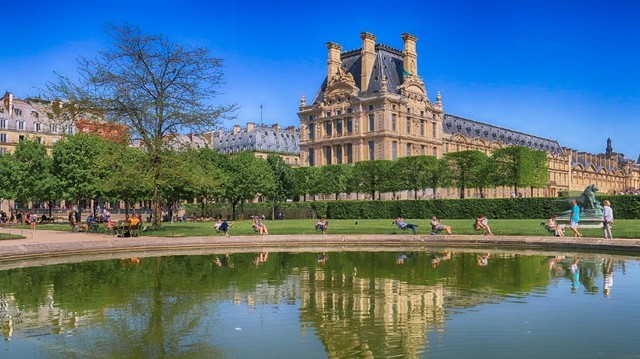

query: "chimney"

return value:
[3, 92, 13, 113]
[232, 125, 241, 134]
[218, 128, 224, 138]
[272, 123, 280, 132]
[247, 122, 256, 132]
[326, 42, 342, 80]
[360, 32, 376, 92]
[401, 33, 418, 77]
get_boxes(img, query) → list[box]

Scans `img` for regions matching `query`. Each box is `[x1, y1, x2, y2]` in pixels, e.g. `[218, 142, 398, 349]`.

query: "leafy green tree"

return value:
[353, 160, 393, 200]
[218, 152, 275, 220]
[395, 155, 441, 199]
[426, 157, 449, 199]
[292, 166, 320, 201]
[492, 146, 549, 195]
[99, 144, 153, 214]
[52, 134, 110, 218]
[12, 138, 60, 213]
[49, 23, 236, 228]
[444, 150, 489, 199]
[184, 148, 226, 216]
[0, 153, 15, 209]
[266, 154, 295, 202]
[316, 164, 352, 200]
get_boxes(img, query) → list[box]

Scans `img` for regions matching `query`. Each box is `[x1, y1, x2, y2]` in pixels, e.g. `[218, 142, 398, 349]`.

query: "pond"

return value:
[0, 249, 638, 358]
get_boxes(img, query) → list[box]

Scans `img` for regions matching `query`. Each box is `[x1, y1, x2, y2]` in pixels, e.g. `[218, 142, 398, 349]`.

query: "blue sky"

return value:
[1, 0, 639, 159]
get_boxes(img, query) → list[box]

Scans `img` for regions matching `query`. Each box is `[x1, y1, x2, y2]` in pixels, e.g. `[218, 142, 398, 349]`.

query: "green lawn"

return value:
[22, 218, 640, 239]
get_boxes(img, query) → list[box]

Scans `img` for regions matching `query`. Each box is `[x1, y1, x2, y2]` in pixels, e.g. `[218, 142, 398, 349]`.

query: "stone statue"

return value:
[558, 184, 603, 219]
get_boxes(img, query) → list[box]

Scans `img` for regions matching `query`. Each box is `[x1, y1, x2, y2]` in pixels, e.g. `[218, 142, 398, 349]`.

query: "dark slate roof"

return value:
[312, 44, 405, 104]
[443, 114, 564, 155]
[212, 125, 299, 154]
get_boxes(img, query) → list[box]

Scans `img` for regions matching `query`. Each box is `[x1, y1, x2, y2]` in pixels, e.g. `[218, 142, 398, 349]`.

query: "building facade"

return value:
[0, 92, 75, 154]
[210, 122, 300, 166]
[298, 33, 640, 198]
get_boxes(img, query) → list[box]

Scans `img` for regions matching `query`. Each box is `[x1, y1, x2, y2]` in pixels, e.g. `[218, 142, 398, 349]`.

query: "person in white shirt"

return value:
[602, 200, 614, 239]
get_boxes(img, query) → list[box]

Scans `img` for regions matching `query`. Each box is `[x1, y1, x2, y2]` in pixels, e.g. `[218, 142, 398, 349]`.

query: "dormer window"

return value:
[35, 123, 42, 132]
[17, 120, 24, 130]
[31, 111, 39, 119]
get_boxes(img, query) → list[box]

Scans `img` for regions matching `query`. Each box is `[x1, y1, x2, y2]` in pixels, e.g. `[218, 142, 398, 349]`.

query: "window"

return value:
[420, 146, 426, 155]
[308, 115, 314, 121]
[308, 124, 315, 140]
[0, 119, 5, 128]
[432, 147, 437, 156]
[0, 134, 6, 142]
[391, 114, 397, 131]
[0, 148, 6, 155]
[50, 124, 58, 133]
[346, 117, 353, 134]
[14, 108, 22, 116]
[18, 135, 25, 142]
[336, 119, 343, 135]
[347, 108, 352, 114]
[420, 121, 425, 136]
[337, 110, 342, 115]
[346, 144, 353, 164]
[406, 143, 412, 156]
[324, 146, 332, 165]
[406, 118, 411, 134]
[325, 121, 332, 137]
[326, 111, 331, 117]
[17, 121, 24, 130]
[368, 114, 375, 132]
[368, 105, 374, 111]
[335, 146, 343, 164]
[31, 111, 39, 119]
[368, 141, 375, 160]
[35, 122, 42, 132]
[308, 148, 315, 166]
[391, 141, 398, 160]
[432, 122, 437, 138]
[444, 143, 449, 153]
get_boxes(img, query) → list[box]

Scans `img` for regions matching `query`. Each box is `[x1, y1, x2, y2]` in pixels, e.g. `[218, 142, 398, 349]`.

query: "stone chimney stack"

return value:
[326, 42, 342, 80]
[3, 92, 13, 114]
[218, 128, 224, 138]
[401, 33, 418, 77]
[232, 125, 241, 135]
[360, 32, 376, 92]
[247, 122, 255, 132]
[272, 123, 280, 131]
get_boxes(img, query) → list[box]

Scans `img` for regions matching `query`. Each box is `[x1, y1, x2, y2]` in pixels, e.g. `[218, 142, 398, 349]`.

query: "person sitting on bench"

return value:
[430, 216, 452, 235]
[315, 217, 329, 234]
[395, 217, 418, 234]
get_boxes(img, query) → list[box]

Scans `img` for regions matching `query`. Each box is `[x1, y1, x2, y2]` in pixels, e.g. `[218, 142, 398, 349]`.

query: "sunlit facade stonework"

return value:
[298, 33, 640, 197]
[0, 92, 75, 154]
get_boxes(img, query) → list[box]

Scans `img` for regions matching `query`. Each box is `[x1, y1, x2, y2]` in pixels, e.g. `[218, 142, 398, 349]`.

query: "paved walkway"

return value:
[0, 227, 639, 263]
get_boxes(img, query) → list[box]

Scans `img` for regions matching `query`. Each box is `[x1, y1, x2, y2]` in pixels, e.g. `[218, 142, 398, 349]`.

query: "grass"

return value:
[14, 218, 640, 239]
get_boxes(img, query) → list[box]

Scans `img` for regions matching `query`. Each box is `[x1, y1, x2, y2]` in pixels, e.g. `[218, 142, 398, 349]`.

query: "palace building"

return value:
[298, 33, 640, 198]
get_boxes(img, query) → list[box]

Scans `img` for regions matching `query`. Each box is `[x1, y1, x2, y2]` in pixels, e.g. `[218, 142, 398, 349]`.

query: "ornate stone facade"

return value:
[298, 33, 640, 198]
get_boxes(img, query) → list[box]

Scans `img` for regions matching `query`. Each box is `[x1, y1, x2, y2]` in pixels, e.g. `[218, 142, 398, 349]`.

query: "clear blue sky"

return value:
[1, 0, 639, 159]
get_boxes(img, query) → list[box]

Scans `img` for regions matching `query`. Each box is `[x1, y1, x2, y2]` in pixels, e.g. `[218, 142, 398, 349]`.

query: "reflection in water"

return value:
[0, 251, 638, 358]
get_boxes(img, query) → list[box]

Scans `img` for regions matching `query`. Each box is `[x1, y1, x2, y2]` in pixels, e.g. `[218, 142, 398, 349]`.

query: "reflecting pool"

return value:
[0, 249, 639, 358]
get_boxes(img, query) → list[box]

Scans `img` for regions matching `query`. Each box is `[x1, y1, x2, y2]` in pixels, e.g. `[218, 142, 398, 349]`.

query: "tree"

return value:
[265, 154, 295, 203]
[395, 156, 439, 199]
[492, 146, 549, 196]
[316, 164, 352, 200]
[425, 157, 449, 199]
[444, 150, 489, 199]
[12, 138, 60, 213]
[218, 152, 275, 220]
[52, 134, 110, 218]
[48, 23, 236, 228]
[353, 160, 393, 200]
[0, 154, 15, 209]
[292, 166, 320, 201]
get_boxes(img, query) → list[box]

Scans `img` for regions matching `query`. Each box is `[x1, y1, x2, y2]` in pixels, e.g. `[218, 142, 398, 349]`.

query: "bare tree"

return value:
[48, 23, 236, 228]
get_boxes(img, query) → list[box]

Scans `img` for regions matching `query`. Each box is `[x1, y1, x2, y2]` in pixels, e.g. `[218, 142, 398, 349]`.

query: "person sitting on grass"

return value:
[474, 214, 493, 235]
[86, 213, 99, 232]
[315, 217, 329, 234]
[430, 216, 452, 235]
[395, 217, 418, 234]
[214, 218, 233, 237]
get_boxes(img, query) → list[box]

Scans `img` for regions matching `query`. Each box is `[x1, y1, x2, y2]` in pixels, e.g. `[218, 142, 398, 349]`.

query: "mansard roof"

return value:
[312, 44, 405, 104]
[212, 124, 299, 154]
[443, 114, 564, 155]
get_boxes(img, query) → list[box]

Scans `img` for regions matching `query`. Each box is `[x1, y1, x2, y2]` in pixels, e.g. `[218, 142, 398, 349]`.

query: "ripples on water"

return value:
[0, 250, 638, 358]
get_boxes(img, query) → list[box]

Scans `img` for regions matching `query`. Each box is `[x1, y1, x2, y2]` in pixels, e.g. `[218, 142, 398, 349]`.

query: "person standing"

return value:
[602, 200, 614, 239]
[569, 199, 582, 238]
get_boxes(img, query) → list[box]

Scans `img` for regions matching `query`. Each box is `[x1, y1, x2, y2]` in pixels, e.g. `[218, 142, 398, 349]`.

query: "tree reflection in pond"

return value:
[0, 250, 637, 358]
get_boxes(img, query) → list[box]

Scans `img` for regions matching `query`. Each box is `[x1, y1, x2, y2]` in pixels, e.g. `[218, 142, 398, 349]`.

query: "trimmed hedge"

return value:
[186, 195, 640, 220]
